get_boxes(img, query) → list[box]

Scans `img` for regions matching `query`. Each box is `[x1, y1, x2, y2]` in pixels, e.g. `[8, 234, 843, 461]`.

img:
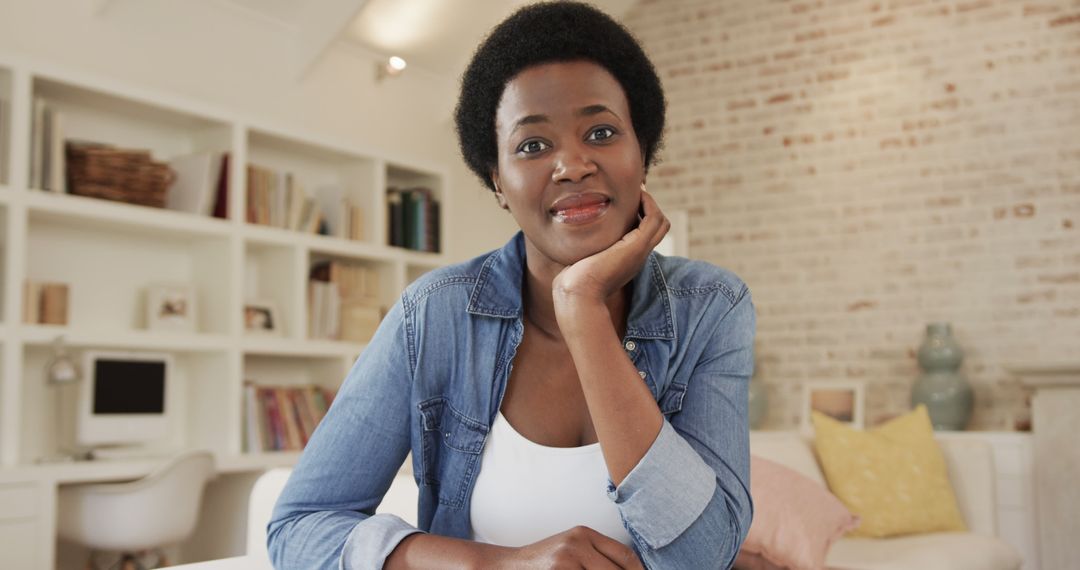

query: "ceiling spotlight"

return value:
[376, 56, 408, 81]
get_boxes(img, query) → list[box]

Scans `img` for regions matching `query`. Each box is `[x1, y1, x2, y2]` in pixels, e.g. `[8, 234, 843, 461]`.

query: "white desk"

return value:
[0, 452, 300, 569]
[172, 555, 270, 569]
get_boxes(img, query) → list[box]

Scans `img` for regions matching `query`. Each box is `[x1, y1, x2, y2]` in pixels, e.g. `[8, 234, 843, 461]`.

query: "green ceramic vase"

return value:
[911, 322, 973, 430]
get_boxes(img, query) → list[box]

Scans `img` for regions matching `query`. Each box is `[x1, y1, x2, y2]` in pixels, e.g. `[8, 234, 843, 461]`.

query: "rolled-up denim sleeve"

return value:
[267, 297, 425, 570]
[607, 286, 756, 569]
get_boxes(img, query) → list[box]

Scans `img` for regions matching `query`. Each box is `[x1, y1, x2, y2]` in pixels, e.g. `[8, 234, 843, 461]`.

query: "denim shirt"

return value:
[268, 231, 756, 570]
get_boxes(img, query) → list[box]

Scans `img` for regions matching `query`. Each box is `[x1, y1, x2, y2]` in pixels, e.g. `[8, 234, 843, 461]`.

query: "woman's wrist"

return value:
[384, 532, 515, 570]
[553, 295, 612, 339]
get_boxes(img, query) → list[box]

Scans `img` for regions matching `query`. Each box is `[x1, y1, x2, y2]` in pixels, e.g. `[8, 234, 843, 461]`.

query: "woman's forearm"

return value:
[555, 297, 663, 487]
[384, 532, 512, 570]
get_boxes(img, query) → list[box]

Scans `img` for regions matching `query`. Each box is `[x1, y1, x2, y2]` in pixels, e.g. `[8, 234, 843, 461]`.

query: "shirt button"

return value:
[638, 370, 647, 379]
[624, 340, 637, 351]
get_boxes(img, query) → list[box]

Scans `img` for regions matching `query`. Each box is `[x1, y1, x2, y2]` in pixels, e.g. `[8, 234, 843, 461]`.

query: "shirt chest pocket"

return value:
[418, 398, 488, 509]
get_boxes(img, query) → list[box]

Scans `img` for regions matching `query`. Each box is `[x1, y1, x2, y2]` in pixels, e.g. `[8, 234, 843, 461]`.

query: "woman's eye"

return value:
[588, 127, 616, 142]
[518, 140, 550, 154]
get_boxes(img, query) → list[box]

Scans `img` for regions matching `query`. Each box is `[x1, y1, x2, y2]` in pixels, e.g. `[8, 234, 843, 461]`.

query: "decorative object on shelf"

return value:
[911, 322, 973, 431]
[145, 284, 197, 332]
[23, 280, 69, 325]
[801, 380, 865, 432]
[244, 300, 281, 336]
[65, 140, 176, 207]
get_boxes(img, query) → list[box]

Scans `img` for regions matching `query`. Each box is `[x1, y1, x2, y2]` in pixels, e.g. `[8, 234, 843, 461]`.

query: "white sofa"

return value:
[248, 435, 1022, 570]
[750, 431, 1023, 570]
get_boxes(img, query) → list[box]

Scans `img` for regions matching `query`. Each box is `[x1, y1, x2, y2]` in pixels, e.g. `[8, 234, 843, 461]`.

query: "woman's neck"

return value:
[521, 247, 630, 342]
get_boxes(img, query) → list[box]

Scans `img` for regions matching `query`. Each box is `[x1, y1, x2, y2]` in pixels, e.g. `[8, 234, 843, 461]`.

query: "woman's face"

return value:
[492, 60, 645, 268]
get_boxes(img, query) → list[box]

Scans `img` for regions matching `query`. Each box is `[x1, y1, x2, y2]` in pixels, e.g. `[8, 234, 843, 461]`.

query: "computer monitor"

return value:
[76, 351, 173, 447]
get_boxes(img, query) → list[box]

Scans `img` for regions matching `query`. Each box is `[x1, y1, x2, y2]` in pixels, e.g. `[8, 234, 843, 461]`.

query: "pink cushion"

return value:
[735, 456, 860, 570]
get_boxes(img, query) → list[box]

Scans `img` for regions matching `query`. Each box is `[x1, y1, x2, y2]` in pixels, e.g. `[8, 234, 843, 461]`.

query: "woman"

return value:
[269, 3, 755, 568]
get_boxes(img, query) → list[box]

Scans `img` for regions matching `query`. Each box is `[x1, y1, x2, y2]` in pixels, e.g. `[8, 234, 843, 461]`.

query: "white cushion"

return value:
[826, 532, 1021, 570]
[749, 432, 827, 487]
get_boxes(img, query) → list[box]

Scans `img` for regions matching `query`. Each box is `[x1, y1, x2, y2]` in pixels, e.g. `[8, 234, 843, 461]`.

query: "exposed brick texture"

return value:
[623, 0, 1080, 430]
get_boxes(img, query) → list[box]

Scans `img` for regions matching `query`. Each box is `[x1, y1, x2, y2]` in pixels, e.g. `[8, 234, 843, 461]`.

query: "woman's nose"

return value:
[551, 143, 597, 184]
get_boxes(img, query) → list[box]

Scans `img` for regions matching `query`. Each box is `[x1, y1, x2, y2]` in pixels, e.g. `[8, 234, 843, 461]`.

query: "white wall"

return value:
[0, 0, 518, 261]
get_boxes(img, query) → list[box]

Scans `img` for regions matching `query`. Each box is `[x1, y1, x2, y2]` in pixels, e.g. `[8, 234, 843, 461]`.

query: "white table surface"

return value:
[170, 556, 271, 569]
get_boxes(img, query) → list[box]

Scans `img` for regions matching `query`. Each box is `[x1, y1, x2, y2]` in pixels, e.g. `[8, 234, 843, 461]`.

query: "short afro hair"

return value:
[454, 1, 666, 192]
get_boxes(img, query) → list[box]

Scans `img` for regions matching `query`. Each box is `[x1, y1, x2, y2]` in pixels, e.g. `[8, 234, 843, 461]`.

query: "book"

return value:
[0, 97, 9, 184]
[48, 110, 65, 193]
[40, 284, 69, 325]
[387, 188, 403, 247]
[244, 383, 339, 452]
[30, 99, 45, 190]
[167, 151, 221, 215]
[23, 281, 41, 324]
[212, 153, 230, 219]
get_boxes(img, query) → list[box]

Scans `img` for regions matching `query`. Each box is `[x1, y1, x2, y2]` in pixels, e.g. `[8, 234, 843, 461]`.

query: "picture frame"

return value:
[801, 380, 865, 432]
[244, 300, 280, 336]
[145, 284, 196, 332]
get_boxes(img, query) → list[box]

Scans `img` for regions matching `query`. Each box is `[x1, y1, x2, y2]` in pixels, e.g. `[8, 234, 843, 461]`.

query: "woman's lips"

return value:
[550, 193, 611, 225]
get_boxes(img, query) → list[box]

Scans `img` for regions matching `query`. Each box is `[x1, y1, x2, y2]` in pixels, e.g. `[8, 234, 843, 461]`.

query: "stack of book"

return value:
[243, 382, 337, 452]
[29, 98, 67, 192]
[0, 96, 10, 184]
[23, 281, 69, 325]
[387, 187, 440, 252]
[308, 260, 384, 342]
[246, 165, 364, 240]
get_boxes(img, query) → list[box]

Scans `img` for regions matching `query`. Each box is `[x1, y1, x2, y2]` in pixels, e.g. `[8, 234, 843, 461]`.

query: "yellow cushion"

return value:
[811, 405, 967, 538]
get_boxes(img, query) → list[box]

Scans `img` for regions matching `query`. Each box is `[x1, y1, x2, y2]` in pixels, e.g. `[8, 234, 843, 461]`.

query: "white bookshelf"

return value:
[0, 55, 448, 468]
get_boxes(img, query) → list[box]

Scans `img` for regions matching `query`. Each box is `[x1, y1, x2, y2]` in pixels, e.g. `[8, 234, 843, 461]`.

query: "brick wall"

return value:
[622, 0, 1080, 430]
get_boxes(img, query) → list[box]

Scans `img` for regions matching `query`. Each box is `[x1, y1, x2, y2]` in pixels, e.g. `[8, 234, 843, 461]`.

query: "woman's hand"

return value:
[551, 187, 670, 308]
[494, 526, 645, 569]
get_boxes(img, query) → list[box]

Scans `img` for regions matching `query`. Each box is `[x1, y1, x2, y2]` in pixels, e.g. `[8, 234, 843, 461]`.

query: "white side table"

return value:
[1007, 364, 1080, 570]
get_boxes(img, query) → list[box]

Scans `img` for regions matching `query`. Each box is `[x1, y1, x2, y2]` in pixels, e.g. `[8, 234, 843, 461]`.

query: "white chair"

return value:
[247, 466, 419, 565]
[58, 451, 216, 570]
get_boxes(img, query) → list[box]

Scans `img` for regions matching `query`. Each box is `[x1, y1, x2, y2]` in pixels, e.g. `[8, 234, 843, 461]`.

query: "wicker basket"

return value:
[65, 142, 175, 208]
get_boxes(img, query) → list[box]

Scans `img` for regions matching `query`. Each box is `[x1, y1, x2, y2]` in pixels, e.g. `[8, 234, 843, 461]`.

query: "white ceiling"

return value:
[212, 0, 638, 82]
[342, 0, 640, 80]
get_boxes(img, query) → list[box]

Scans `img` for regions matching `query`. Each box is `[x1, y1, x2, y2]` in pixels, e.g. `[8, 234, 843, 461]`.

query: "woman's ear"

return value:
[491, 172, 510, 212]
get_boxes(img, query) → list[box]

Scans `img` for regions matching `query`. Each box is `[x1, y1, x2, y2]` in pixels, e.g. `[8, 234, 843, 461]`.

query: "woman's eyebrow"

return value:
[510, 104, 619, 135]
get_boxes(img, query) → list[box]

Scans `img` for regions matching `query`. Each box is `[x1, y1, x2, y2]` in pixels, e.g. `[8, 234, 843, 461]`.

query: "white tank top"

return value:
[469, 410, 633, 547]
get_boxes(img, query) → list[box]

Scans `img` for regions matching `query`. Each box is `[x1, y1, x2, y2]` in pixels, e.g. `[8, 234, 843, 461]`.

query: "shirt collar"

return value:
[466, 231, 676, 340]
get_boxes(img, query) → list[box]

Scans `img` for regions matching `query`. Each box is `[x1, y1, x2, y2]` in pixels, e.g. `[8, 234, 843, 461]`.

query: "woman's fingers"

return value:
[639, 189, 670, 250]
[585, 528, 645, 570]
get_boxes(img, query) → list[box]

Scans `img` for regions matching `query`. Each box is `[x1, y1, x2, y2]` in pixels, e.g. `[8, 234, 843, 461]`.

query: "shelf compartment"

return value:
[385, 162, 443, 253]
[19, 346, 232, 464]
[242, 353, 350, 453]
[243, 241, 301, 340]
[305, 252, 397, 343]
[26, 216, 233, 335]
[29, 75, 232, 217]
[246, 128, 379, 243]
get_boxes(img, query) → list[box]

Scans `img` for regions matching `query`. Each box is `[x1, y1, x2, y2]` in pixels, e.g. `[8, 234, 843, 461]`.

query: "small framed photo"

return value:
[145, 284, 196, 332]
[801, 380, 865, 432]
[244, 300, 280, 336]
